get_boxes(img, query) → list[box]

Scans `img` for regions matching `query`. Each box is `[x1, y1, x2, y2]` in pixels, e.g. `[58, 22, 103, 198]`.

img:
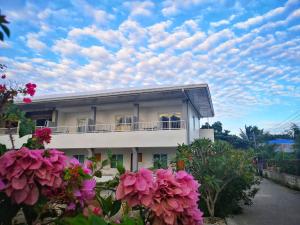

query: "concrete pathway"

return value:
[226, 178, 300, 225]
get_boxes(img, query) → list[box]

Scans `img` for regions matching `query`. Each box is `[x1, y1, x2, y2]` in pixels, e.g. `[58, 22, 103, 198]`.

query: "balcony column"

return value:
[91, 106, 97, 124]
[182, 100, 190, 144]
[52, 109, 58, 126]
[87, 148, 94, 158]
[131, 147, 138, 172]
[133, 103, 139, 130]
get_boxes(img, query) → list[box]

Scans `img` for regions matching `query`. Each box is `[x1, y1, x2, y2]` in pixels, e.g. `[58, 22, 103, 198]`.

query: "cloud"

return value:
[124, 1, 155, 18]
[210, 15, 236, 28]
[71, 0, 115, 24]
[26, 33, 47, 51]
[162, 0, 208, 16]
[2, 0, 300, 133]
[195, 29, 233, 51]
[234, 0, 297, 29]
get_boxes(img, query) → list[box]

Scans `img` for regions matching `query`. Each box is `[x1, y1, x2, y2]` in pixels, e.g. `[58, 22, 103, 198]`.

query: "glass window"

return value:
[73, 155, 85, 164]
[111, 154, 123, 168]
[116, 116, 132, 125]
[153, 154, 168, 169]
[159, 113, 181, 129]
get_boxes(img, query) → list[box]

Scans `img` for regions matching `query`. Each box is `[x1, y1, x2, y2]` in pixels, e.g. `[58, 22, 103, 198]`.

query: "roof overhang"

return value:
[17, 84, 214, 117]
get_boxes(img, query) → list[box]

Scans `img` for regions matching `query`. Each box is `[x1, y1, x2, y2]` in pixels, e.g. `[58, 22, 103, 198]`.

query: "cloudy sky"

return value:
[0, 0, 300, 134]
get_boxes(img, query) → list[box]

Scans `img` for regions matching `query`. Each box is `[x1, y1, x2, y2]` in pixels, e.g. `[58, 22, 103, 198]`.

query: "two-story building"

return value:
[0, 84, 214, 176]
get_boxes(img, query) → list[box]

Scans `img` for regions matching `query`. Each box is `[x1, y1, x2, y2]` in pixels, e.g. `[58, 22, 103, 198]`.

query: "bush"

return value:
[184, 139, 259, 218]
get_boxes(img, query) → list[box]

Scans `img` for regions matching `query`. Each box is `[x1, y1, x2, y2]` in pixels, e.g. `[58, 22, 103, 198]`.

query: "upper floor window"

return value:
[111, 154, 123, 168]
[153, 154, 168, 169]
[159, 113, 181, 129]
[115, 115, 132, 131]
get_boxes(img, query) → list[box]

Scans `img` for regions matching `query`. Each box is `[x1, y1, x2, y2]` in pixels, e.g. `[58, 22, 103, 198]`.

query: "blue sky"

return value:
[0, 0, 300, 134]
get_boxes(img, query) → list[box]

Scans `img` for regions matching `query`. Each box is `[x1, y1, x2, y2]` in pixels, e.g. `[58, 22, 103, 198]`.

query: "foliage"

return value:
[0, 12, 9, 42]
[186, 139, 259, 217]
[201, 121, 249, 149]
[291, 123, 300, 159]
[59, 214, 144, 225]
[239, 125, 264, 149]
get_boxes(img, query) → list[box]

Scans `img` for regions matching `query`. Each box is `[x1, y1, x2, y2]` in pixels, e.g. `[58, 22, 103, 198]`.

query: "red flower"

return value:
[23, 98, 32, 103]
[33, 128, 52, 144]
[0, 84, 6, 93]
[25, 83, 37, 96]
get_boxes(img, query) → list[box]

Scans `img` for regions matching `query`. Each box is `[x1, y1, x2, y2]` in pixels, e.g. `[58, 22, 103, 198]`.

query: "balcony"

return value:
[0, 121, 187, 149]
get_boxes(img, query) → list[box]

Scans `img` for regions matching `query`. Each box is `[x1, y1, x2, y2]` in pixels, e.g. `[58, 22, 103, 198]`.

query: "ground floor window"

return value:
[111, 154, 123, 168]
[153, 154, 168, 169]
[73, 154, 85, 164]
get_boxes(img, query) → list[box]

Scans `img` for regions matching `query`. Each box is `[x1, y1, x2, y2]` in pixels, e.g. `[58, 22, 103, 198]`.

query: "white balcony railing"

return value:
[0, 121, 186, 136]
[47, 120, 186, 134]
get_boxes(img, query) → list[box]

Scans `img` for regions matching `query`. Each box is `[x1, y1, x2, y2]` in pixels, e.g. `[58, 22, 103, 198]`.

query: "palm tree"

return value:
[0, 11, 10, 41]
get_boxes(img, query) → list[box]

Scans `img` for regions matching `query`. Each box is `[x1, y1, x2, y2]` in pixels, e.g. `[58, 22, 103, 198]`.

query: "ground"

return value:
[226, 178, 300, 225]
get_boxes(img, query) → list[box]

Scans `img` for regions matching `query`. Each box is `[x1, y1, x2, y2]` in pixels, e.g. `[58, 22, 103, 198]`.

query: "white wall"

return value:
[188, 103, 200, 143]
[199, 129, 214, 141]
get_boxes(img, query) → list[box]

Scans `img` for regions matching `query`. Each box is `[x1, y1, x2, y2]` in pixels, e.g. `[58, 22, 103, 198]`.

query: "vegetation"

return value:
[176, 139, 259, 218]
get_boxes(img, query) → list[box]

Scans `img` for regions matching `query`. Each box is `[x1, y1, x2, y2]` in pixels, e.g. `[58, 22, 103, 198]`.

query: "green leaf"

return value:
[88, 215, 108, 225]
[0, 32, 3, 41]
[117, 163, 125, 175]
[64, 215, 89, 225]
[101, 159, 109, 168]
[110, 200, 121, 217]
[1, 24, 10, 37]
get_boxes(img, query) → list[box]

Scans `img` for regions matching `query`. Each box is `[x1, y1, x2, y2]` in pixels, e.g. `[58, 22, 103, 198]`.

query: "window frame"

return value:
[153, 153, 168, 169]
[111, 154, 123, 168]
[73, 154, 85, 164]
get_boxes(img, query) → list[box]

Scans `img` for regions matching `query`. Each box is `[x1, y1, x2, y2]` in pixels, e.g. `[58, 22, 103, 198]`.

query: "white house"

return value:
[0, 84, 214, 175]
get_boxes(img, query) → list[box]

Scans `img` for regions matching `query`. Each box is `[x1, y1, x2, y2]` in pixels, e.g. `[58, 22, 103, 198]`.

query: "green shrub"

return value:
[183, 139, 259, 218]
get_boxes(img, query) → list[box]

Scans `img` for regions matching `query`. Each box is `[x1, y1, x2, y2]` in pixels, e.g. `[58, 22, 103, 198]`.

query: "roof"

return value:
[18, 83, 214, 117]
[268, 139, 295, 145]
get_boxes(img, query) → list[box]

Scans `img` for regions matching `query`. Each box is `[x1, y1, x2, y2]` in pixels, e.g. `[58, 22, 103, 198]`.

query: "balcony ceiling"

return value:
[18, 84, 214, 117]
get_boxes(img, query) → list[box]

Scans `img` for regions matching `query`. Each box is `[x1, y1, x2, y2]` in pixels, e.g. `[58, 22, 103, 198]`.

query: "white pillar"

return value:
[133, 103, 139, 130]
[132, 147, 138, 172]
[87, 148, 94, 158]
[182, 100, 190, 144]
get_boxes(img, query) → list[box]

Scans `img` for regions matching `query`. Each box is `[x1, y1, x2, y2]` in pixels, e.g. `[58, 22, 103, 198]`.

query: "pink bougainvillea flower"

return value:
[0, 179, 5, 190]
[83, 204, 102, 217]
[23, 97, 32, 103]
[0, 84, 6, 93]
[33, 127, 52, 144]
[25, 83, 37, 96]
[0, 147, 67, 205]
[150, 169, 203, 225]
[116, 168, 154, 207]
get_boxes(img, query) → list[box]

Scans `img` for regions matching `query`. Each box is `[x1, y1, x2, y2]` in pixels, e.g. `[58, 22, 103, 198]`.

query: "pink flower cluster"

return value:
[0, 147, 67, 205]
[34, 127, 52, 144]
[25, 83, 36, 96]
[116, 168, 154, 207]
[22, 83, 37, 103]
[116, 169, 203, 225]
[65, 158, 96, 208]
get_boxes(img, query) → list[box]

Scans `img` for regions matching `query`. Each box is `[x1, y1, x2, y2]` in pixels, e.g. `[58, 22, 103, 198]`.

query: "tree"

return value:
[291, 124, 300, 159]
[0, 12, 10, 42]
[240, 125, 264, 149]
[188, 139, 258, 217]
